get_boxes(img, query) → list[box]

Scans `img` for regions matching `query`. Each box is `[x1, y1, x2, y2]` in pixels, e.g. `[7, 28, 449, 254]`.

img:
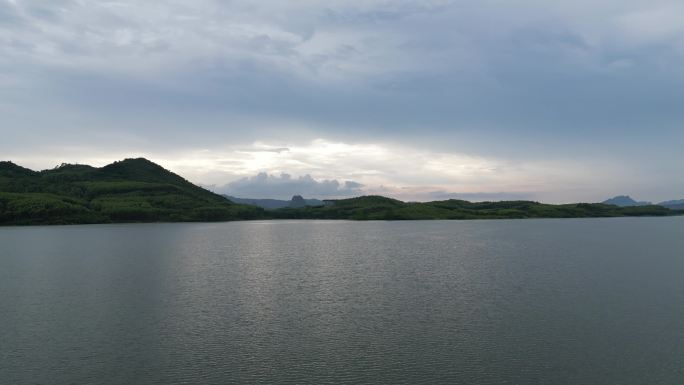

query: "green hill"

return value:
[0, 158, 264, 225]
[271, 195, 678, 220]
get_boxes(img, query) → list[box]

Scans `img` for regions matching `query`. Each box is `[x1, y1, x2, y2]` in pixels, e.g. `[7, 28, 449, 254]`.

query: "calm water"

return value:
[1, 218, 684, 384]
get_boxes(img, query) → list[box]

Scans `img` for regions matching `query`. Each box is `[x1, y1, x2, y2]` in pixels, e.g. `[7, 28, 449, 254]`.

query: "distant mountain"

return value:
[602, 195, 651, 207]
[0, 158, 264, 225]
[602, 196, 684, 210]
[289, 195, 307, 208]
[658, 199, 684, 210]
[224, 195, 324, 209]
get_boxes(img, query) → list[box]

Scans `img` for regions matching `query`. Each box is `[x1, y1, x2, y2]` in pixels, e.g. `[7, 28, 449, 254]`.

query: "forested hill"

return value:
[270, 195, 679, 220]
[0, 158, 264, 225]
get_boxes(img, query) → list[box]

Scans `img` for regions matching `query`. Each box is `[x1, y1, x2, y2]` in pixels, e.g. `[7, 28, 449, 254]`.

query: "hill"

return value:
[0, 158, 264, 225]
[658, 199, 684, 210]
[271, 195, 678, 220]
[602, 195, 651, 207]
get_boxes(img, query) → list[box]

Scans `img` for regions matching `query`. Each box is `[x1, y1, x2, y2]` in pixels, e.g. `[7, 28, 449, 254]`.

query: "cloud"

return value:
[159, 138, 630, 203]
[1, 1, 684, 202]
[238, 147, 290, 154]
[4, 0, 684, 144]
[218, 172, 364, 199]
[0, 137, 656, 203]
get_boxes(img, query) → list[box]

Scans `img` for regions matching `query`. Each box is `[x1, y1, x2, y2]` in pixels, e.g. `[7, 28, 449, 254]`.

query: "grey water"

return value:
[1, 218, 684, 384]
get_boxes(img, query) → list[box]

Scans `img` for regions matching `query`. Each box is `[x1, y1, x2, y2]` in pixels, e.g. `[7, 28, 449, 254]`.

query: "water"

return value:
[1, 218, 684, 384]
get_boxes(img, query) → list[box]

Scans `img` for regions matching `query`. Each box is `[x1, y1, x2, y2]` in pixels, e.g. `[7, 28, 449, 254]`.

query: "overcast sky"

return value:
[1, 0, 683, 202]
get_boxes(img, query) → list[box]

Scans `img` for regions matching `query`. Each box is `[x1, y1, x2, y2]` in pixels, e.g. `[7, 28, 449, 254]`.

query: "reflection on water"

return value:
[2, 218, 684, 384]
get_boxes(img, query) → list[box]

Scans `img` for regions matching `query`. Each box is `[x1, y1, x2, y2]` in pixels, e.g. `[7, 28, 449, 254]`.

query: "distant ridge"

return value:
[224, 195, 324, 209]
[602, 195, 651, 207]
[271, 195, 678, 220]
[602, 195, 684, 210]
[658, 199, 684, 210]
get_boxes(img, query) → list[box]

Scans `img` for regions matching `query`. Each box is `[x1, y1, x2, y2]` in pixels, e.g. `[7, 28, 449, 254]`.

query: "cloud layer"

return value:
[1, 1, 684, 202]
[4, 138, 636, 203]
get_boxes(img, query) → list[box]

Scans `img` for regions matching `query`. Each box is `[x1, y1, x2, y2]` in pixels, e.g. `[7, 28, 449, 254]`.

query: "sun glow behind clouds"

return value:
[145, 138, 599, 202]
[4, 137, 621, 202]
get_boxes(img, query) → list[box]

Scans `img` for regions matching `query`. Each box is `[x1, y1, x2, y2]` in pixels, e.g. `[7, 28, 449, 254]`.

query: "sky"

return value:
[1, 0, 683, 202]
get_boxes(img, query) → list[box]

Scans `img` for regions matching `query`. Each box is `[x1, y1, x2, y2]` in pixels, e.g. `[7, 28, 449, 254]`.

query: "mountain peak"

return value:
[602, 195, 651, 207]
[119, 157, 155, 164]
[289, 195, 306, 208]
[110, 157, 161, 168]
[100, 157, 184, 184]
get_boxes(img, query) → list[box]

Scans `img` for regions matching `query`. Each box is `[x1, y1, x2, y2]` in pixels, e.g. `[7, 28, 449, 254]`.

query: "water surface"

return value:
[2, 218, 684, 384]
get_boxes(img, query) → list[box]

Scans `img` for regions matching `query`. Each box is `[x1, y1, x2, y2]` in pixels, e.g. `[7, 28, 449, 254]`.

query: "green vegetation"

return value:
[1, 159, 681, 226]
[271, 195, 680, 220]
[0, 158, 264, 225]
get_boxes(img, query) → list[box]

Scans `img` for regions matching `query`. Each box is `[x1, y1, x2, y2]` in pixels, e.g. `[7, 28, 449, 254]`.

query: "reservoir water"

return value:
[2, 218, 684, 384]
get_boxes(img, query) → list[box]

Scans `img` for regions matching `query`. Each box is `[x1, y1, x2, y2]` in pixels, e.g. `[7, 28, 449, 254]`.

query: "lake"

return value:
[2, 218, 684, 384]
